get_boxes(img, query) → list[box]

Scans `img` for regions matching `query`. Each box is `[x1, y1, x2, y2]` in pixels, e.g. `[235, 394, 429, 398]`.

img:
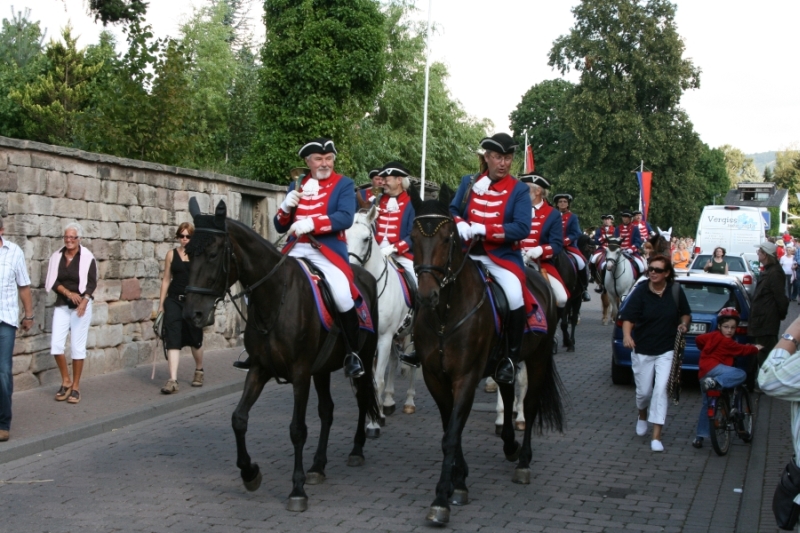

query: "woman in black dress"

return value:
[157, 223, 204, 394]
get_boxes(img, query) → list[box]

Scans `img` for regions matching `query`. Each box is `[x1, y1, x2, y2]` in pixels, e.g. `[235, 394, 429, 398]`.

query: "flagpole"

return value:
[638, 160, 644, 214]
[419, 0, 433, 200]
[524, 132, 529, 174]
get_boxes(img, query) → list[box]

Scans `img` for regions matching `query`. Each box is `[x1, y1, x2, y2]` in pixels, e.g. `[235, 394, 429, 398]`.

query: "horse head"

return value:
[605, 237, 622, 271]
[409, 183, 460, 308]
[346, 202, 379, 266]
[184, 198, 237, 328]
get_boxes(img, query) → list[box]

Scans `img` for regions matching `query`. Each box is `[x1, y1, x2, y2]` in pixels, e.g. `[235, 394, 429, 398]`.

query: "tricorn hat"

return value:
[632, 209, 642, 216]
[601, 214, 615, 221]
[620, 211, 632, 218]
[479, 133, 518, 155]
[377, 161, 410, 178]
[519, 174, 550, 189]
[298, 138, 337, 158]
[368, 169, 380, 180]
[553, 193, 573, 204]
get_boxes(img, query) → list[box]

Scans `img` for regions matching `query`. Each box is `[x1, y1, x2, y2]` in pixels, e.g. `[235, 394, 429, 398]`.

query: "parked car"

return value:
[611, 272, 752, 385]
[741, 252, 762, 281]
[687, 253, 757, 298]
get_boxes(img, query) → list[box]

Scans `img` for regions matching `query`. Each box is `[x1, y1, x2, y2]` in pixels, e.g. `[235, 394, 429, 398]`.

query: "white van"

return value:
[694, 205, 766, 256]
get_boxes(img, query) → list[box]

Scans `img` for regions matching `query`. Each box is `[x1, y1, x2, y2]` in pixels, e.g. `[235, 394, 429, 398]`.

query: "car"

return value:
[741, 252, 761, 282]
[611, 272, 752, 385]
[687, 253, 757, 298]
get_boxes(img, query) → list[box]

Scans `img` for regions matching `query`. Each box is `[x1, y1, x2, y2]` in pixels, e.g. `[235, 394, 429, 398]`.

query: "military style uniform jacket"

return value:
[376, 191, 414, 260]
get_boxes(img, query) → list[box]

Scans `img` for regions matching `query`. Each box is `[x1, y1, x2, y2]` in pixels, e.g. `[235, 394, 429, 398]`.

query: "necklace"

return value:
[650, 282, 665, 296]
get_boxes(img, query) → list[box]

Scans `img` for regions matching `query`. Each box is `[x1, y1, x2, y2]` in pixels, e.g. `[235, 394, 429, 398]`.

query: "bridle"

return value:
[347, 218, 375, 267]
[413, 214, 473, 288]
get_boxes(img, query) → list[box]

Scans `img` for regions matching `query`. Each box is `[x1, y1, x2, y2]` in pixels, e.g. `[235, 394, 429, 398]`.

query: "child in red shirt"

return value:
[692, 308, 762, 448]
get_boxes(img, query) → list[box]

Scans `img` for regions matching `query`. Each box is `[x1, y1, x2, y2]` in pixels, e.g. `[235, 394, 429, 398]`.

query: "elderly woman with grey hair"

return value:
[44, 222, 97, 404]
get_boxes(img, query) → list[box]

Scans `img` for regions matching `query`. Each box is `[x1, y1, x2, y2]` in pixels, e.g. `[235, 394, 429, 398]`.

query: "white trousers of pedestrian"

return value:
[393, 255, 417, 289]
[568, 251, 586, 270]
[548, 276, 568, 308]
[470, 254, 523, 310]
[631, 349, 673, 425]
[50, 301, 93, 360]
[289, 243, 354, 312]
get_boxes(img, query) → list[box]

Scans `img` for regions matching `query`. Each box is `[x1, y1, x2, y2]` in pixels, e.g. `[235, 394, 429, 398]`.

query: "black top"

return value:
[168, 248, 191, 297]
[619, 281, 691, 356]
[54, 248, 97, 308]
[749, 262, 789, 336]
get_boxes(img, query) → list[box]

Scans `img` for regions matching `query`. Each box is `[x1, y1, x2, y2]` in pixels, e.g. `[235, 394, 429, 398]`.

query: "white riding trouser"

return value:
[51, 301, 93, 360]
[628, 252, 646, 273]
[631, 350, 673, 425]
[470, 254, 523, 310]
[289, 243, 354, 312]
[548, 276, 568, 308]
[568, 251, 586, 270]
[392, 255, 417, 289]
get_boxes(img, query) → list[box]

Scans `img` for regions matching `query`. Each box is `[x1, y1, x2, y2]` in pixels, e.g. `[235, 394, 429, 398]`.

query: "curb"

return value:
[0, 379, 243, 466]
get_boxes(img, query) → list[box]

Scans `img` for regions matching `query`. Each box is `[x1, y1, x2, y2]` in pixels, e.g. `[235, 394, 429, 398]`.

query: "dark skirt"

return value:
[163, 296, 203, 350]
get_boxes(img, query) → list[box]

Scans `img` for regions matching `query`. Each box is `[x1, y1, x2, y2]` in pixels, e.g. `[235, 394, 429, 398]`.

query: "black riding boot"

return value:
[233, 357, 251, 370]
[340, 308, 365, 378]
[399, 350, 420, 368]
[495, 307, 526, 385]
[581, 266, 591, 302]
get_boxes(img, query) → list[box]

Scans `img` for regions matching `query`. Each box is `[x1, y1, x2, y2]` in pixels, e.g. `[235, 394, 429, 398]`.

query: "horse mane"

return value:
[186, 217, 280, 258]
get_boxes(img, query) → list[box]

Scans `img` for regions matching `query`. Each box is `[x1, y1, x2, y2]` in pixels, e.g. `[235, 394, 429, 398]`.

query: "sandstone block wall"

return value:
[0, 136, 285, 391]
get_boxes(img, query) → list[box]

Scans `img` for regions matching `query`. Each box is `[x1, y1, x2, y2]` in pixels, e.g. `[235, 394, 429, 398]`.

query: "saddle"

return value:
[474, 263, 548, 336]
[388, 256, 417, 310]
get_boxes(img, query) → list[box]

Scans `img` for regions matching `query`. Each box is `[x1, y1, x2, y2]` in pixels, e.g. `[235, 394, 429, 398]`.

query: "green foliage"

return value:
[767, 206, 780, 237]
[348, 1, 489, 187]
[695, 144, 730, 206]
[544, 0, 705, 236]
[88, 0, 148, 25]
[764, 165, 774, 181]
[509, 79, 574, 178]
[719, 144, 761, 184]
[248, 0, 387, 183]
[10, 25, 104, 145]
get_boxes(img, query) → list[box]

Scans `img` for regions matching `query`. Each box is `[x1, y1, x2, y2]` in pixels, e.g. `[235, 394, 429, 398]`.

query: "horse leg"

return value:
[287, 375, 312, 511]
[306, 372, 333, 485]
[366, 334, 392, 437]
[568, 304, 579, 352]
[514, 362, 528, 431]
[400, 334, 417, 414]
[349, 355, 380, 467]
[559, 306, 570, 348]
[383, 338, 398, 416]
[498, 381, 521, 461]
[494, 387, 505, 434]
[232, 365, 269, 493]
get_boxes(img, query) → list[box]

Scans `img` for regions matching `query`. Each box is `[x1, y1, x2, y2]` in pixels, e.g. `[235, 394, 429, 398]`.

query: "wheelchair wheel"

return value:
[709, 396, 731, 456]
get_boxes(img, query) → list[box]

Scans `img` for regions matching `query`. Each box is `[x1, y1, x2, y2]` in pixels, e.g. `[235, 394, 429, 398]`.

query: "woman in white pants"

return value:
[45, 223, 97, 405]
[619, 255, 691, 452]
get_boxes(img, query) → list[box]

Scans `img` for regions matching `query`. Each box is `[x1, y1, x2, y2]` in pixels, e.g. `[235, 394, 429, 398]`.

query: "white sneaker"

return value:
[651, 440, 664, 452]
[636, 419, 648, 436]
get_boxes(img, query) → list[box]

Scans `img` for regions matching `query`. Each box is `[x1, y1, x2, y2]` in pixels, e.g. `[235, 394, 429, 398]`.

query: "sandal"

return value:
[191, 369, 204, 387]
[66, 390, 81, 404]
[161, 379, 179, 394]
[55, 385, 72, 402]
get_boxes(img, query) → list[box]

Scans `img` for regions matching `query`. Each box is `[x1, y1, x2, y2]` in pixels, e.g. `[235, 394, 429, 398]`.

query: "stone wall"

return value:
[0, 136, 285, 391]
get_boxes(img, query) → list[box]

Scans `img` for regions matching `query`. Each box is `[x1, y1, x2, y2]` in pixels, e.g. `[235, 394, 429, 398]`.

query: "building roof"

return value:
[724, 182, 788, 208]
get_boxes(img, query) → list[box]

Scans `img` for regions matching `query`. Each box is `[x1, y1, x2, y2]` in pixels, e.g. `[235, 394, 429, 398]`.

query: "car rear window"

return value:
[689, 255, 746, 272]
[680, 281, 739, 314]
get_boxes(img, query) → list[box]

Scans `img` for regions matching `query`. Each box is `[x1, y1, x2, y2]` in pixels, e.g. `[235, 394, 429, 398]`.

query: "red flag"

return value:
[526, 145, 535, 173]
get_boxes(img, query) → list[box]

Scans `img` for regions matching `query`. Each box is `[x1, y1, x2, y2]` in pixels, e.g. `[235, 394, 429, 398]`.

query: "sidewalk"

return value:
[0, 346, 247, 465]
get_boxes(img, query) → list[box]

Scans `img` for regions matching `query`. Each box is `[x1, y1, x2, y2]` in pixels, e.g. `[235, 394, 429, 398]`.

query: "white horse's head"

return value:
[346, 203, 379, 266]
[657, 226, 672, 242]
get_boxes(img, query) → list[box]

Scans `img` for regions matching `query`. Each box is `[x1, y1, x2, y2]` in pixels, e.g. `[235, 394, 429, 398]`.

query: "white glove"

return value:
[456, 221, 472, 241]
[470, 222, 486, 237]
[280, 190, 302, 211]
[472, 176, 491, 195]
[289, 218, 315, 236]
[379, 238, 391, 248]
[526, 246, 543, 260]
[381, 245, 397, 257]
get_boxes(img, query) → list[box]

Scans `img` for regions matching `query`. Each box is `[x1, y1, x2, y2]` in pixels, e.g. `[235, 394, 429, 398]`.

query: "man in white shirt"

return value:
[0, 217, 34, 442]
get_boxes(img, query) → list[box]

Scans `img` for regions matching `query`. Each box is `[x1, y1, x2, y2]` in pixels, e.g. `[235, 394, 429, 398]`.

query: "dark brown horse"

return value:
[555, 234, 595, 352]
[408, 185, 564, 525]
[182, 199, 380, 512]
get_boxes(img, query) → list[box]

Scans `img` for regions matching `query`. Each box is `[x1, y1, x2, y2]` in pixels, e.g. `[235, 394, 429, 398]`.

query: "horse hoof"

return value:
[347, 455, 365, 467]
[403, 405, 416, 414]
[242, 468, 262, 492]
[513, 468, 531, 485]
[383, 404, 396, 416]
[286, 496, 308, 512]
[305, 472, 326, 485]
[515, 421, 525, 431]
[451, 489, 469, 506]
[366, 427, 380, 439]
[377, 416, 386, 427]
[495, 424, 503, 436]
[505, 443, 522, 462]
[484, 381, 498, 393]
[426, 505, 450, 525]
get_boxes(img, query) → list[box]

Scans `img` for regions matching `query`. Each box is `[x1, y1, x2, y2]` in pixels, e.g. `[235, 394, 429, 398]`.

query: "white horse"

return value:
[346, 206, 418, 438]
[604, 242, 638, 324]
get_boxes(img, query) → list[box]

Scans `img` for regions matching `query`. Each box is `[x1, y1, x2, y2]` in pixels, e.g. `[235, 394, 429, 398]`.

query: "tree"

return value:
[546, 0, 705, 235]
[87, 0, 148, 25]
[348, 1, 489, 187]
[248, 0, 387, 183]
[509, 78, 574, 177]
[694, 144, 730, 206]
[719, 144, 761, 184]
[10, 25, 103, 145]
[764, 166, 774, 181]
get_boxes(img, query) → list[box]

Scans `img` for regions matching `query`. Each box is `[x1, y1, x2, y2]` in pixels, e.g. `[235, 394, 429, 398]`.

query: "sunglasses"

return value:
[178, 234, 191, 239]
[648, 267, 666, 274]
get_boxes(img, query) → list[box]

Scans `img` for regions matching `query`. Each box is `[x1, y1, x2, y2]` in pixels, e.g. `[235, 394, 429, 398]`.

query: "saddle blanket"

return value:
[391, 262, 413, 309]
[477, 268, 548, 336]
[297, 259, 374, 333]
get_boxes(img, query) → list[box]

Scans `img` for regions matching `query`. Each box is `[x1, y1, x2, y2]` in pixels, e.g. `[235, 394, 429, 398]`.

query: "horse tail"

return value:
[356, 296, 382, 423]
[529, 339, 567, 435]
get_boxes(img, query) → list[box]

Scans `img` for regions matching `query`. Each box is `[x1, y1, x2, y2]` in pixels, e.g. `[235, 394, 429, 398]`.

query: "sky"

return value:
[11, 0, 800, 155]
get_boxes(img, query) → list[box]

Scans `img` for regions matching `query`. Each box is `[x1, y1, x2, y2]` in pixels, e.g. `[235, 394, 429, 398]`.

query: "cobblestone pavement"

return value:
[0, 296, 795, 532]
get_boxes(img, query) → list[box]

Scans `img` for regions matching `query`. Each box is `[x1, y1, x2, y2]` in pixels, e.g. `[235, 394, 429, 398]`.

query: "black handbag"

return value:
[773, 457, 800, 530]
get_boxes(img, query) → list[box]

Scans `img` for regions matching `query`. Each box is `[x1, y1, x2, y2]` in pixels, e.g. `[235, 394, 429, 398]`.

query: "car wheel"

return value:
[611, 357, 633, 385]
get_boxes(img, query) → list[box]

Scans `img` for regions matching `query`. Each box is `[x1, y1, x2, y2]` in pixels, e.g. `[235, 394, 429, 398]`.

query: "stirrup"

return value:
[582, 291, 591, 302]
[494, 357, 516, 385]
[398, 351, 420, 368]
[344, 352, 365, 379]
